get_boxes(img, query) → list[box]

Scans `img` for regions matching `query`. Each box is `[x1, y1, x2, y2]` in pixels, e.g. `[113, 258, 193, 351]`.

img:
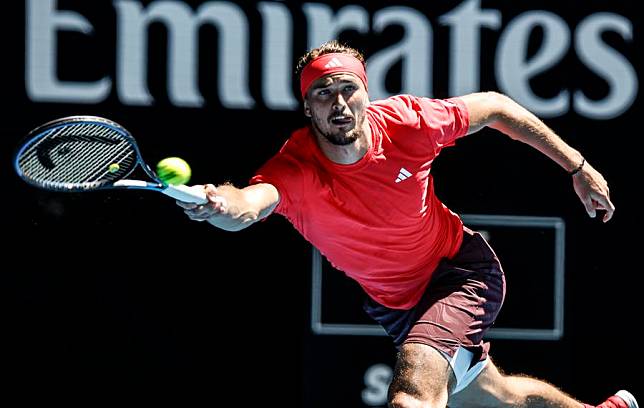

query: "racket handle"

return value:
[162, 184, 208, 204]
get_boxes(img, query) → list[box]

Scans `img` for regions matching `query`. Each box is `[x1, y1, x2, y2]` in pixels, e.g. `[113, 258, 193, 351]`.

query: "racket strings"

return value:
[22, 123, 109, 183]
[65, 124, 133, 183]
[32, 124, 118, 183]
[19, 125, 69, 176]
[18, 123, 138, 190]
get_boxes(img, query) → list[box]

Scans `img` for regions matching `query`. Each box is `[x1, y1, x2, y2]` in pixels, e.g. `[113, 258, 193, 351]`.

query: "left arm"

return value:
[459, 91, 615, 222]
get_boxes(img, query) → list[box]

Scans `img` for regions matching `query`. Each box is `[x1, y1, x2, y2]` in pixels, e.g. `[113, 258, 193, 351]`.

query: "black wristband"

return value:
[569, 158, 585, 176]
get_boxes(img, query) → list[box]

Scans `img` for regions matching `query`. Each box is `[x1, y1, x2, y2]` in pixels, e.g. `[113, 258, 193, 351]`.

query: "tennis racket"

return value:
[14, 115, 208, 204]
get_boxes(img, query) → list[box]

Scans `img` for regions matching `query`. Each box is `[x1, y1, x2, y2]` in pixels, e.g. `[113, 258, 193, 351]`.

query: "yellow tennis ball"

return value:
[156, 157, 192, 185]
[108, 163, 120, 173]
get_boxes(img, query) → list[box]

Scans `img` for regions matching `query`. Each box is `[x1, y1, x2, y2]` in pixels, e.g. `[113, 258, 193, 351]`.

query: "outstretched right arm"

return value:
[176, 183, 280, 231]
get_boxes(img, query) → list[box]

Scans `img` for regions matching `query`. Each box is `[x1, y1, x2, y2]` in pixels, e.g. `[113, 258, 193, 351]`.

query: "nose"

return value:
[332, 92, 347, 111]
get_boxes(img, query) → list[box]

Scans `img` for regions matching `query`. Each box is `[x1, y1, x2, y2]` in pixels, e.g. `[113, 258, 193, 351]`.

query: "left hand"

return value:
[572, 162, 615, 222]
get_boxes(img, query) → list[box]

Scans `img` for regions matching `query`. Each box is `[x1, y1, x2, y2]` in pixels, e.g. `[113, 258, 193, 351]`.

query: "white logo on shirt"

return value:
[323, 57, 344, 69]
[395, 167, 412, 183]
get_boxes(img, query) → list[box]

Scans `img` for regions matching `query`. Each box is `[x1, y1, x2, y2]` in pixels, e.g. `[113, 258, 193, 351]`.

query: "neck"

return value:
[314, 119, 372, 165]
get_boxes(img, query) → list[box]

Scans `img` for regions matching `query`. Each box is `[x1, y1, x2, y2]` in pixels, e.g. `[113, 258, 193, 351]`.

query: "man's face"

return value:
[304, 73, 369, 146]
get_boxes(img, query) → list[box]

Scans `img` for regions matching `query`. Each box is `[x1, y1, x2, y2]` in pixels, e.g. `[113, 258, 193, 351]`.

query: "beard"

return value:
[312, 117, 360, 146]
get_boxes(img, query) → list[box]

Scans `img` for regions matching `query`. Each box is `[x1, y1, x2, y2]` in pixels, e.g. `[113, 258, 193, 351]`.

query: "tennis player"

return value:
[177, 41, 636, 408]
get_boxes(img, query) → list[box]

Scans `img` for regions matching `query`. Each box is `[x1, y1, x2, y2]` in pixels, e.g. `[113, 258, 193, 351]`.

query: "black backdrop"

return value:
[2, 0, 641, 405]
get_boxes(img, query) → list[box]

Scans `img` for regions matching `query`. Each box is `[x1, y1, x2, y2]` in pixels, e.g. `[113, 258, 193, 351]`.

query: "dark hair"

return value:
[295, 40, 366, 78]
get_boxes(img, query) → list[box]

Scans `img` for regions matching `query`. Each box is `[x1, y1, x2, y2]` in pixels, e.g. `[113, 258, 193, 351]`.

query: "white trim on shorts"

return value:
[439, 346, 487, 395]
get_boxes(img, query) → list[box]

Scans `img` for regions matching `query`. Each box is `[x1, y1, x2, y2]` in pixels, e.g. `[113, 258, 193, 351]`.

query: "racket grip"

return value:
[162, 184, 208, 204]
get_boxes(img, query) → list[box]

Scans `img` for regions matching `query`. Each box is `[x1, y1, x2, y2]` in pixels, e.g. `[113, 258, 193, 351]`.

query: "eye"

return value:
[317, 89, 330, 96]
[344, 84, 358, 92]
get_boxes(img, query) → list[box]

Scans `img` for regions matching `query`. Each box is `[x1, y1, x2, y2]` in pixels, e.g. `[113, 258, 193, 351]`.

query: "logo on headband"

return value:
[323, 58, 344, 69]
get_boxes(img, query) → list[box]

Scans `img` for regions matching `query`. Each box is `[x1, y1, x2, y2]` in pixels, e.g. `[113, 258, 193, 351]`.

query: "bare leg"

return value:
[448, 357, 582, 408]
[388, 343, 455, 408]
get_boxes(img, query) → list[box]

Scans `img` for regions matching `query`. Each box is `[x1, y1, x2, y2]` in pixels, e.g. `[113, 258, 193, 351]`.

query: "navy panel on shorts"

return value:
[363, 227, 506, 362]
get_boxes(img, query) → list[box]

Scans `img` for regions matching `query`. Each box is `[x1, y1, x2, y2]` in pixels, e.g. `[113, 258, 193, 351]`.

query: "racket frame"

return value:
[14, 115, 207, 204]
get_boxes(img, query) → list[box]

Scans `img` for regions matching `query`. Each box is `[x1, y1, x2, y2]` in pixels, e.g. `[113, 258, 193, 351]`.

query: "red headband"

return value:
[300, 53, 368, 98]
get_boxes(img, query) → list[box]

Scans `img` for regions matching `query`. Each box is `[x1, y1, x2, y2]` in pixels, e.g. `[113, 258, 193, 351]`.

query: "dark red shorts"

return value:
[363, 227, 506, 362]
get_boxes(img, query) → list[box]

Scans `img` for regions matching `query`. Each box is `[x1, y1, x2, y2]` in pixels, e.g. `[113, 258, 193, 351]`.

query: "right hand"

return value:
[175, 184, 228, 222]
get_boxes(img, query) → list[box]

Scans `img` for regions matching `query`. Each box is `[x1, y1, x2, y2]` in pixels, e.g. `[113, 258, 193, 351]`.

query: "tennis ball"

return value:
[108, 163, 120, 173]
[156, 157, 192, 185]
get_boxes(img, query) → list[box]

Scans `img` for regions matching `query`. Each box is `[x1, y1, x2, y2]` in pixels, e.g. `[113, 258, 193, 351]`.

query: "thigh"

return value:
[389, 343, 457, 401]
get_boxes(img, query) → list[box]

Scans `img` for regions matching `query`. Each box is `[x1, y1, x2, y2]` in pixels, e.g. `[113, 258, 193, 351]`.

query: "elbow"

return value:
[483, 90, 513, 104]
[484, 92, 522, 133]
[486, 91, 514, 118]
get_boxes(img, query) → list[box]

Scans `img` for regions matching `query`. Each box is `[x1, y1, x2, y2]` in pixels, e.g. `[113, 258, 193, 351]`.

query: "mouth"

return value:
[329, 115, 354, 127]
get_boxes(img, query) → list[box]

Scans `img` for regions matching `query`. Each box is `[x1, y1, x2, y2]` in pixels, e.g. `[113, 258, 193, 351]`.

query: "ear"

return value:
[304, 101, 311, 117]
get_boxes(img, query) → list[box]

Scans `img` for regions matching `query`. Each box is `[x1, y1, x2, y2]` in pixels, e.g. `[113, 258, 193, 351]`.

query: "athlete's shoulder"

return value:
[369, 94, 418, 110]
[276, 125, 313, 155]
[253, 126, 313, 185]
[371, 94, 466, 120]
[368, 94, 430, 125]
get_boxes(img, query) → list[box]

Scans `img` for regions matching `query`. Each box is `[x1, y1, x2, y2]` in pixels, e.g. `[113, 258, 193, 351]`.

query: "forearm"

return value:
[463, 92, 584, 173]
[488, 93, 583, 173]
[206, 183, 279, 232]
